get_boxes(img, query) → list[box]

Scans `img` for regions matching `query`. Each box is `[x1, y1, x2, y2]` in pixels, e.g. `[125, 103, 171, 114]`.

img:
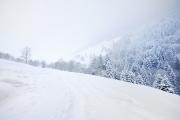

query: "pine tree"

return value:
[134, 75, 144, 85]
[120, 70, 135, 83]
[105, 56, 114, 78]
[153, 70, 174, 93]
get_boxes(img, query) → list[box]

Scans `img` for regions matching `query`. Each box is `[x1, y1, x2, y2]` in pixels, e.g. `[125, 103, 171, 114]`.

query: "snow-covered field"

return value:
[0, 59, 180, 120]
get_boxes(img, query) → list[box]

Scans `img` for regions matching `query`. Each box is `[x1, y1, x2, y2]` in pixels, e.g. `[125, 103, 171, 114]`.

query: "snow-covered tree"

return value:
[120, 70, 135, 83]
[105, 56, 114, 78]
[87, 55, 106, 76]
[153, 70, 174, 93]
[29, 60, 41, 67]
[134, 75, 144, 85]
[41, 61, 46, 68]
[21, 47, 31, 64]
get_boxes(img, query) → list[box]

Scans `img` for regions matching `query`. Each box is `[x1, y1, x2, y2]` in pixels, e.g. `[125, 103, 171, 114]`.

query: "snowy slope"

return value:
[0, 59, 180, 120]
[71, 37, 120, 64]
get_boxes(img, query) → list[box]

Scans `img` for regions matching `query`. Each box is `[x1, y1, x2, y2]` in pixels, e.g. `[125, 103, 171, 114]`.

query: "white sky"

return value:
[0, 0, 178, 62]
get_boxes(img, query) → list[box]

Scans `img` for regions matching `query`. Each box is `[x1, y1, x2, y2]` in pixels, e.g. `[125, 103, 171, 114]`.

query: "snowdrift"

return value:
[0, 59, 180, 120]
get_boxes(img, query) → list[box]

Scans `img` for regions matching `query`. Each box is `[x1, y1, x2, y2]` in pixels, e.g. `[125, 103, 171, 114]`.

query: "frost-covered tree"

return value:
[134, 75, 144, 85]
[29, 60, 41, 67]
[153, 70, 174, 93]
[88, 57, 100, 75]
[21, 47, 31, 64]
[87, 55, 106, 76]
[0, 52, 15, 60]
[104, 56, 114, 78]
[120, 70, 135, 83]
[41, 61, 46, 68]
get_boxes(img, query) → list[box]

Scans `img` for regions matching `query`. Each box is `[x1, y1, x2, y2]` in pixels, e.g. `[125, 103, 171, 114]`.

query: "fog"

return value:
[0, 0, 178, 62]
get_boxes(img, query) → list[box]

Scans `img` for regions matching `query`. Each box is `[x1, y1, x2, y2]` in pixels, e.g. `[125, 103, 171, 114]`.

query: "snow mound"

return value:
[0, 59, 180, 120]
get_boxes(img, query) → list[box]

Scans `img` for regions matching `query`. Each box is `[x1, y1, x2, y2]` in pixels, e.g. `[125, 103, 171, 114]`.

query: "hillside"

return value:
[0, 59, 180, 120]
[71, 37, 120, 64]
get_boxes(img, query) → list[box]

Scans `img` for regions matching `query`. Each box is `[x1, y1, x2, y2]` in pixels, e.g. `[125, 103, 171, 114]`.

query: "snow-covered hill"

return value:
[71, 37, 120, 64]
[0, 59, 180, 120]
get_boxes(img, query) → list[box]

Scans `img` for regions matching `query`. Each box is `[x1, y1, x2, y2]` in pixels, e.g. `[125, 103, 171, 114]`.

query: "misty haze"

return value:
[0, 0, 180, 120]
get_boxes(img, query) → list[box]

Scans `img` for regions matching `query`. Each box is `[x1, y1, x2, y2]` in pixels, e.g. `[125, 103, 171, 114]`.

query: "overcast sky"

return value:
[0, 0, 178, 62]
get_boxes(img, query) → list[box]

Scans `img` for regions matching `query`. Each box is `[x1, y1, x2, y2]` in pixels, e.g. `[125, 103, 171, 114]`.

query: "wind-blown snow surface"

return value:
[0, 59, 180, 120]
